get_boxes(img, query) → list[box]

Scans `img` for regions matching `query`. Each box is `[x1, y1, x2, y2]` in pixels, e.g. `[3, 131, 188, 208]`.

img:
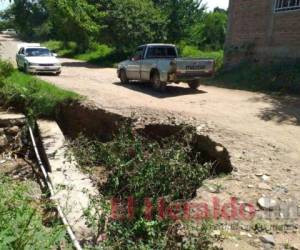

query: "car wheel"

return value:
[151, 71, 166, 92]
[55, 71, 61, 76]
[120, 69, 129, 84]
[24, 64, 29, 74]
[188, 80, 201, 90]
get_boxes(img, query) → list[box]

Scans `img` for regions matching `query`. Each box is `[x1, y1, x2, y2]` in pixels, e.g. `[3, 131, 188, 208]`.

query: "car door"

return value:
[16, 48, 25, 67]
[140, 46, 159, 81]
[126, 47, 145, 80]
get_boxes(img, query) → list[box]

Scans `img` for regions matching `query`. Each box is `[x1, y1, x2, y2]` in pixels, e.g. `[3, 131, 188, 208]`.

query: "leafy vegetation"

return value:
[207, 62, 300, 95]
[1, 0, 227, 65]
[69, 126, 217, 249]
[0, 176, 67, 249]
[0, 60, 79, 118]
[70, 126, 212, 201]
[43, 40, 117, 67]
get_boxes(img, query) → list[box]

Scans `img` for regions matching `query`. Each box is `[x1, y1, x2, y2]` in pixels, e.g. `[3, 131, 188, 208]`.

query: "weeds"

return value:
[70, 125, 217, 249]
[0, 176, 67, 249]
[208, 62, 300, 95]
[70, 126, 212, 201]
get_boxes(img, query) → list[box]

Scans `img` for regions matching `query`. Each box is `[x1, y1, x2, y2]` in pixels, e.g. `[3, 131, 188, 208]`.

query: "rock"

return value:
[0, 112, 25, 127]
[0, 159, 6, 164]
[211, 230, 221, 237]
[0, 135, 8, 149]
[260, 234, 275, 246]
[5, 126, 20, 136]
[258, 183, 272, 190]
[207, 184, 221, 194]
[256, 173, 264, 177]
[240, 231, 252, 237]
[216, 146, 225, 153]
[258, 197, 278, 210]
[248, 184, 255, 188]
[261, 175, 271, 182]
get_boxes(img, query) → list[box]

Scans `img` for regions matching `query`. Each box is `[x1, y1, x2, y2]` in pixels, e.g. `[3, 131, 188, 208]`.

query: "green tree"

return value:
[5, 0, 49, 40]
[153, 0, 206, 43]
[189, 10, 227, 50]
[100, 0, 167, 54]
[46, 0, 104, 51]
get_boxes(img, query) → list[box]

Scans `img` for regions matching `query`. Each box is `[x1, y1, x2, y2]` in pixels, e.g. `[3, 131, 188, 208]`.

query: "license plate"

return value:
[186, 65, 205, 71]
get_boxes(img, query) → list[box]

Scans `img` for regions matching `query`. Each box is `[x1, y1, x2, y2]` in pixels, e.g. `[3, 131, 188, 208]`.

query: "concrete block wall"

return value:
[225, 0, 300, 66]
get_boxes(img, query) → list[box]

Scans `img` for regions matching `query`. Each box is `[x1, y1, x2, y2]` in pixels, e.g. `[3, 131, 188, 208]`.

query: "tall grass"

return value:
[209, 62, 300, 95]
[0, 176, 67, 249]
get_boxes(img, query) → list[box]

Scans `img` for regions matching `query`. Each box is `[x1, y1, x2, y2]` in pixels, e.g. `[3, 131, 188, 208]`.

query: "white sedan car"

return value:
[16, 45, 61, 75]
[1, 29, 17, 35]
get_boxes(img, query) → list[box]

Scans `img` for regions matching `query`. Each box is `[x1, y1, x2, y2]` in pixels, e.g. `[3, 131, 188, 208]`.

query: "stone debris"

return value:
[257, 197, 278, 210]
[261, 175, 271, 182]
[258, 183, 272, 191]
[5, 126, 20, 136]
[0, 134, 8, 149]
[259, 234, 275, 246]
[0, 112, 25, 127]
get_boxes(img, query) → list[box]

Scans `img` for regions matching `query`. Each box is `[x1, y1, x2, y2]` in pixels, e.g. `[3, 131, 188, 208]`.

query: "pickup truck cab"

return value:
[117, 44, 214, 91]
[16, 43, 61, 75]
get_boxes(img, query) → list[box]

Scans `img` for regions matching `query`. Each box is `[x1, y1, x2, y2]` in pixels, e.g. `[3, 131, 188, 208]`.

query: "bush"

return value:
[0, 60, 14, 80]
[43, 40, 118, 67]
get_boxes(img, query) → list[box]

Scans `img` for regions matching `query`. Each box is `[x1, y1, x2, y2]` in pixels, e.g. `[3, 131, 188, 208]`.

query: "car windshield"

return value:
[26, 48, 52, 57]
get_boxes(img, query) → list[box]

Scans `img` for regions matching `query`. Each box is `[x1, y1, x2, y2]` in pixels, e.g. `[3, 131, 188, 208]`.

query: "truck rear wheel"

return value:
[151, 71, 166, 92]
[188, 80, 201, 90]
[120, 69, 129, 84]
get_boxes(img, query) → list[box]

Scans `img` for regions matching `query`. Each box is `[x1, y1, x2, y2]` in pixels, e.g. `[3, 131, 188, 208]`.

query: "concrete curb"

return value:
[37, 119, 99, 240]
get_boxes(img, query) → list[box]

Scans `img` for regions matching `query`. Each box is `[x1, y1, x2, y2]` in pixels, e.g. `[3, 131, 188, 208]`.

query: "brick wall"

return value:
[225, 0, 300, 67]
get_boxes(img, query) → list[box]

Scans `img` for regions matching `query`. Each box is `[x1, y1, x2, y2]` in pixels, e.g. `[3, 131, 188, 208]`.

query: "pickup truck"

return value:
[117, 44, 214, 91]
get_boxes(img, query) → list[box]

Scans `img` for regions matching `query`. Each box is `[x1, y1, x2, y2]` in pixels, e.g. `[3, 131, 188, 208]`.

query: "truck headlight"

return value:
[28, 63, 38, 66]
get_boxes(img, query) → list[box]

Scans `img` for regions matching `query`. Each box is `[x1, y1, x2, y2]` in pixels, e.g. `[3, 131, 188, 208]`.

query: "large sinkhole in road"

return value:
[58, 101, 233, 201]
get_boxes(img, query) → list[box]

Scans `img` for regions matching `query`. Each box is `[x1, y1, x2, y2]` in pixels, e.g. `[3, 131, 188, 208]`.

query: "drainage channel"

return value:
[1, 102, 233, 249]
[28, 126, 83, 250]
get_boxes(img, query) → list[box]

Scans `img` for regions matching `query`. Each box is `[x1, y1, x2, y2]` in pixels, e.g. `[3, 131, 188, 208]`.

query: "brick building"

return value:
[225, 0, 300, 66]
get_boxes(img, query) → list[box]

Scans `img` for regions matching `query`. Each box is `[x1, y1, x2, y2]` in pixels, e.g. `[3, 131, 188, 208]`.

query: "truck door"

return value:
[126, 47, 145, 80]
[16, 48, 25, 67]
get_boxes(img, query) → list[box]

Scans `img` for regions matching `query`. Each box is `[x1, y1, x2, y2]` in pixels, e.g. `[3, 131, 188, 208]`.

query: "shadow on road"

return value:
[62, 61, 101, 69]
[113, 81, 207, 98]
[250, 95, 300, 126]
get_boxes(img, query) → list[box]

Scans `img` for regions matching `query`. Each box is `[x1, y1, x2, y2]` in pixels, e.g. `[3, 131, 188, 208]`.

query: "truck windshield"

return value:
[25, 48, 52, 57]
[147, 46, 177, 59]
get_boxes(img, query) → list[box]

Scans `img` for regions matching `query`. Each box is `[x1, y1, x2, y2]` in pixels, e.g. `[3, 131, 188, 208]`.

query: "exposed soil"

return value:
[1, 34, 300, 249]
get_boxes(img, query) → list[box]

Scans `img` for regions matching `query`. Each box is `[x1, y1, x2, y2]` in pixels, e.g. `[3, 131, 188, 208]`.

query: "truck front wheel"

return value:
[188, 80, 201, 90]
[120, 69, 129, 84]
[151, 71, 166, 91]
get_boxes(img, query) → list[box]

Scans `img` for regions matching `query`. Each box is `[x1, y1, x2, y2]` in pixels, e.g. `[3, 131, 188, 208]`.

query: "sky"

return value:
[0, 0, 10, 11]
[0, 0, 229, 12]
[205, 0, 229, 11]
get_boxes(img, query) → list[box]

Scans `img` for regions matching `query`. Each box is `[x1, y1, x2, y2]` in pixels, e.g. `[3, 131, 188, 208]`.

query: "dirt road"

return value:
[1, 34, 300, 247]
